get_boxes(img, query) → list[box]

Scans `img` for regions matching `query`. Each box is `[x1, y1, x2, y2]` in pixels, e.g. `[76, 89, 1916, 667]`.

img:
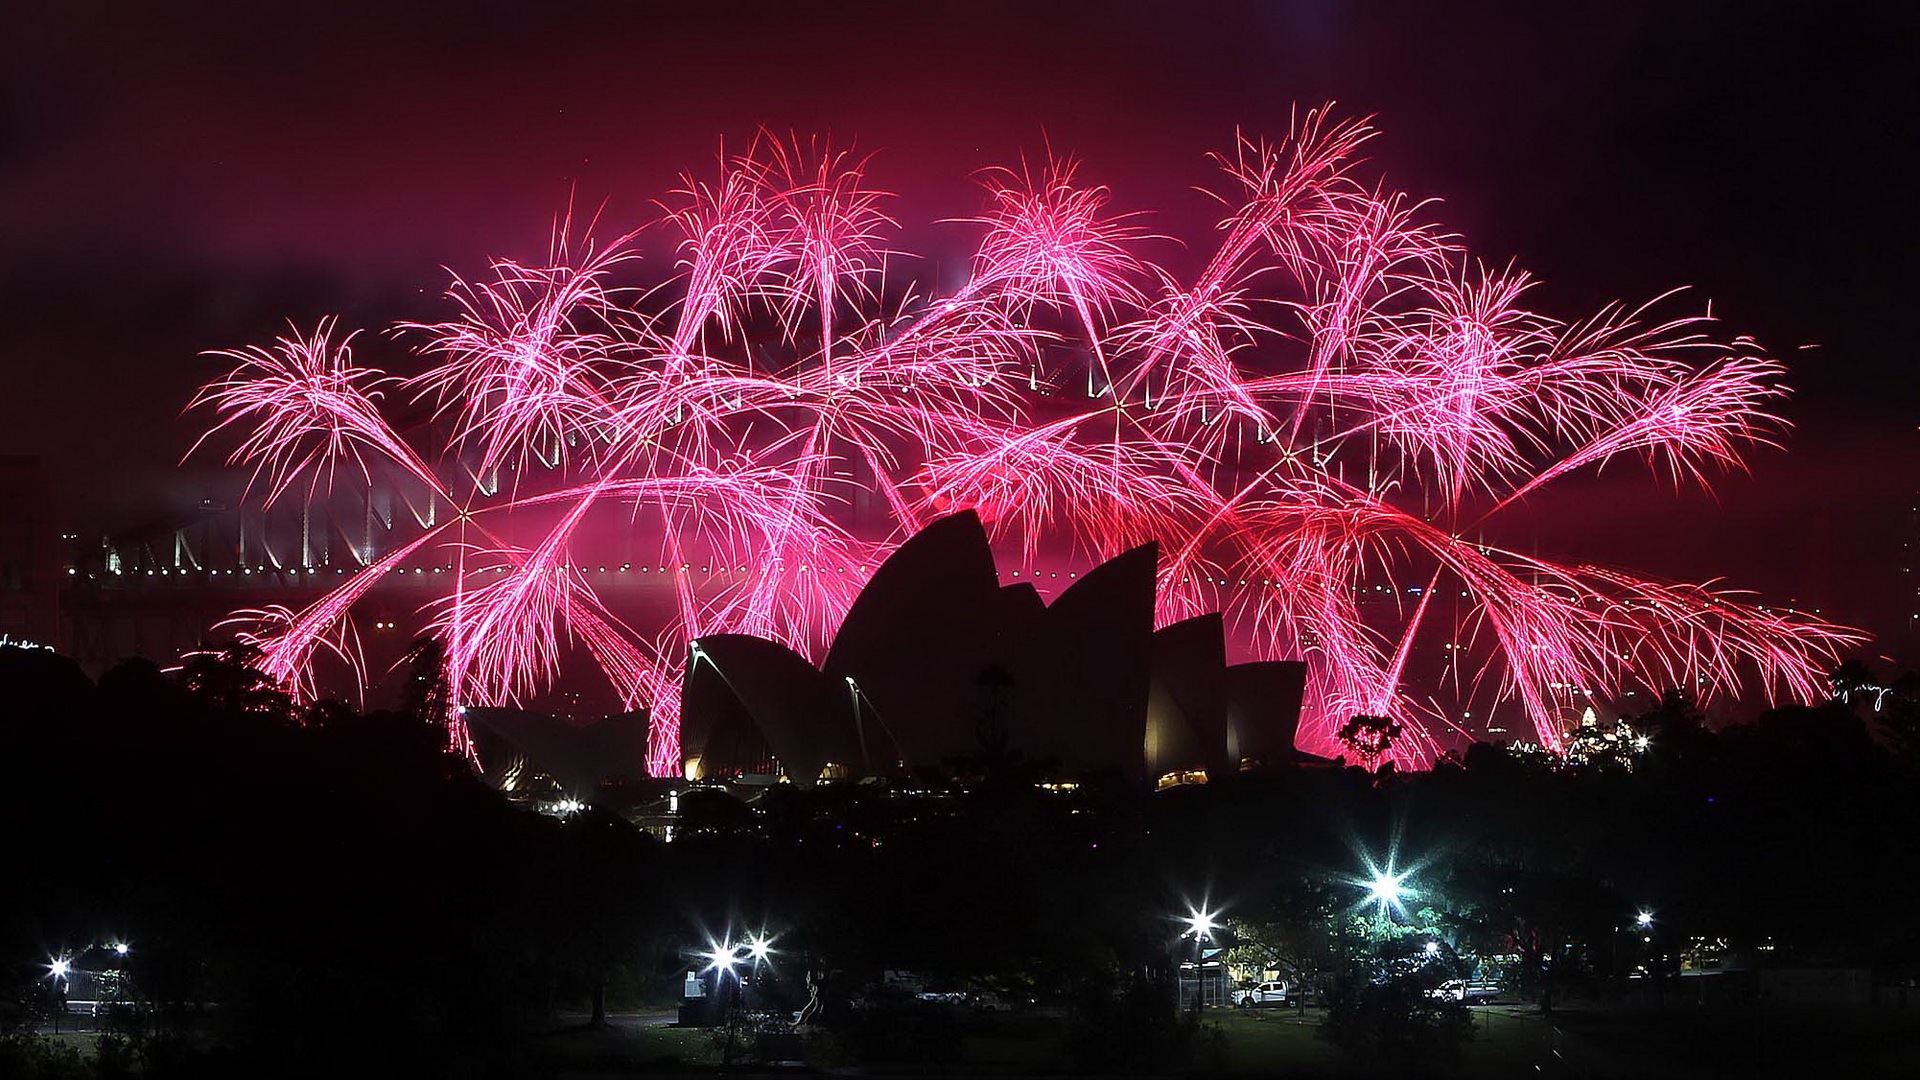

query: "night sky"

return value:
[4, 2, 1915, 650]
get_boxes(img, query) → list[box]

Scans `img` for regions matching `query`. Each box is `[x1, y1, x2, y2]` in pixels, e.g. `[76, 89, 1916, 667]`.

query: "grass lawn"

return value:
[1212, 1004, 1562, 1078]
[958, 1029, 1073, 1073]
[510, 1002, 1920, 1076]
[1210, 1008, 1349, 1074]
[528, 1019, 722, 1073]
[1217, 1003, 1920, 1079]
[1549, 1005, 1920, 1079]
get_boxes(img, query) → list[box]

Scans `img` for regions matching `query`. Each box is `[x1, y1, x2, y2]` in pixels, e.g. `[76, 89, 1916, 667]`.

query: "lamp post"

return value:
[47, 955, 72, 1035]
[742, 933, 775, 1015]
[705, 932, 776, 1065]
[1180, 908, 1218, 1015]
[706, 940, 743, 1064]
[1632, 910, 1654, 987]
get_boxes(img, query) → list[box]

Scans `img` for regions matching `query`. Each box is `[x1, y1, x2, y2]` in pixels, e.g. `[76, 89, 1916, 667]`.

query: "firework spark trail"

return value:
[221, 527, 450, 703]
[405, 234, 640, 479]
[192, 111, 1864, 772]
[190, 320, 449, 505]
[917, 410, 1203, 564]
[660, 152, 783, 359]
[1479, 353, 1789, 522]
[967, 156, 1152, 392]
[753, 135, 896, 381]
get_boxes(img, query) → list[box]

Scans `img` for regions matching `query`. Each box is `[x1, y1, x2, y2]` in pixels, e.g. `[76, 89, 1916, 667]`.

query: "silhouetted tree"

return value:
[1337, 713, 1403, 768]
[1320, 973, 1473, 1074]
[175, 643, 295, 725]
[400, 635, 454, 729]
[1634, 688, 1704, 748]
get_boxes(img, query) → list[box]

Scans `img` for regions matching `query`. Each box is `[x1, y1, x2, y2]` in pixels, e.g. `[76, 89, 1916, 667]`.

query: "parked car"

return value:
[1462, 980, 1501, 1002]
[1233, 980, 1293, 1008]
[1426, 979, 1502, 1002]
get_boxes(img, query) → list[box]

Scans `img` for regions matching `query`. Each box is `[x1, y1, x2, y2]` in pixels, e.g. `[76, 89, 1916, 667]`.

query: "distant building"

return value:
[679, 511, 1312, 787]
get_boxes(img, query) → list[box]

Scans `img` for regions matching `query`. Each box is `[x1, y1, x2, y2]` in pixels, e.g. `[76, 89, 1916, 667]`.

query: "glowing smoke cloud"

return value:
[191, 111, 1862, 772]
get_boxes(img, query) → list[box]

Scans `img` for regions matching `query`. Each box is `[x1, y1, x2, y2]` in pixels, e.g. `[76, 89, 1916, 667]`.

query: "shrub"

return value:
[1065, 975, 1208, 1074]
[1319, 975, 1474, 1074]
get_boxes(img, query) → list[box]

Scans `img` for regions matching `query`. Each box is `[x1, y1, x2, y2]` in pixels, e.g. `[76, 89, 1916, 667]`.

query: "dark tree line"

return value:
[6, 642, 1920, 1076]
[0, 646, 683, 1077]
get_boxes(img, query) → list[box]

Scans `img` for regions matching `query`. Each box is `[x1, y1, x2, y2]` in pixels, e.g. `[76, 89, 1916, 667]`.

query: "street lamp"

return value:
[706, 941, 740, 978]
[1179, 906, 1219, 1013]
[705, 940, 741, 1027]
[1183, 908, 1219, 941]
[1635, 910, 1655, 929]
[704, 937, 756, 1065]
[1367, 871, 1405, 906]
[46, 955, 71, 1035]
[1365, 869, 1411, 920]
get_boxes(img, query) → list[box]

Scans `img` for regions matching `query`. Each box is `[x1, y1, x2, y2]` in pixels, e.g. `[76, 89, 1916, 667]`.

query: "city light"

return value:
[745, 934, 773, 962]
[1351, 841, 1423, 924]
[48, 956, 71, 979]
[1182, 907, 1219, 940]
[1367, 871, 1409, 910]
[1636, 910, 1655, 928]
[112, 942, 130, 957]
[706, 941, 739, 976]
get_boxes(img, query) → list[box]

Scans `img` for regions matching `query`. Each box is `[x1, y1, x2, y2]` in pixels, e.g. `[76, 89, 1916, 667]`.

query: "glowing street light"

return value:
[111, 942, 131, 957]
[1182, 908, 1219, 941]
[44, 955, 73, 1035]
[1351, 845, 1420, 926]
[1177, 905, 1221, 1013]
[745, 934, 773, 963]
[1635, 910, 1655, 929]
[706, 941, 739, 976]
[1367, 870, 1409, 911]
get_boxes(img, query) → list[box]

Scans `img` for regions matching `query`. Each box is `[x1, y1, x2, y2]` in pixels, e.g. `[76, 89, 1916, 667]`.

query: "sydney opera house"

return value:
[678, 511, 1309, 788]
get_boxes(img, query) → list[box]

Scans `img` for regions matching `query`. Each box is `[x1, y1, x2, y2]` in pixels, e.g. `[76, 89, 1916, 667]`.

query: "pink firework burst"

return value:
[190, 111, 1862, 772]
